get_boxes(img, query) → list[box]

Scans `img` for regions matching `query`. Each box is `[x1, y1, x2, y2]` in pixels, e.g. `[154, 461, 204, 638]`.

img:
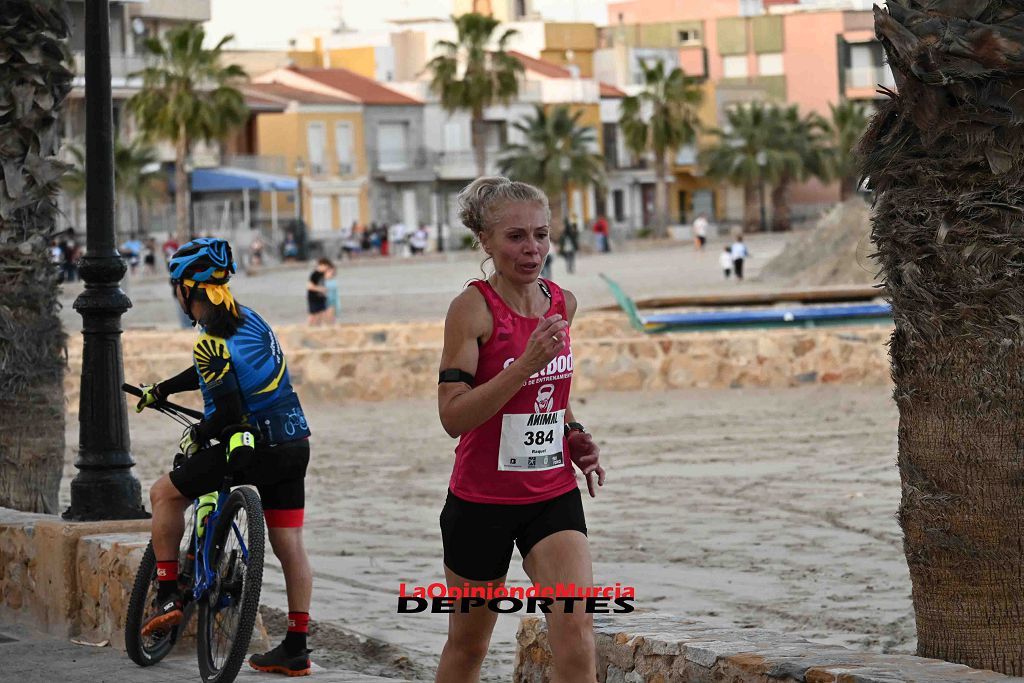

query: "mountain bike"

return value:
[122, 383, 265, 683]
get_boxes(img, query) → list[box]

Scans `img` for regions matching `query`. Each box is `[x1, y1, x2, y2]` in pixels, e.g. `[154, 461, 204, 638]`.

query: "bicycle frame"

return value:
[186, 485, 251, 605]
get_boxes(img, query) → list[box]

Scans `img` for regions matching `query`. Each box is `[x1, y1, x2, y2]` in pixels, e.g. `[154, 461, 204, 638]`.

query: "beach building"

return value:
[599, 0, 894, 222]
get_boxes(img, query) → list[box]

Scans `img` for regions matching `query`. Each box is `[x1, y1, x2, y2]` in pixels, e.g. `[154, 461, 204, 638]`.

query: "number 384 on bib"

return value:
[498, 410, 565, 472]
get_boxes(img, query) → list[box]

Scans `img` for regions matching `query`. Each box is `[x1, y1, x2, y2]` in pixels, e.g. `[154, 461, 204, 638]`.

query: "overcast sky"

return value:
[205, 0, 611, 50]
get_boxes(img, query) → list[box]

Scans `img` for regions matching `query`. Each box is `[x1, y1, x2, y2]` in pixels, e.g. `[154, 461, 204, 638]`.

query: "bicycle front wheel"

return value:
[197, 486, 265, 683]
[124, 541, 181, 666]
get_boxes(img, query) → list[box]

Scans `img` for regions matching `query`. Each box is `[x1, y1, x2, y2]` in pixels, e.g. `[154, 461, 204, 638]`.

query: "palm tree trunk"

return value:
[863, 1, 1024, 674]
[471, 111, 488, 178]
[743, 182, 759, 233]
[839, 176, 851, 202]
[770, 179, 791, 232]
[0, 0, 70, 513]
[547, 190, 564, 245]
[654, 150, 669, 238]
[175, 127, 189, 243]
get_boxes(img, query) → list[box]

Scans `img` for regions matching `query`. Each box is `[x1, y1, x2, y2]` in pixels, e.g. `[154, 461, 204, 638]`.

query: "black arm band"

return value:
[439, 368, 475, 386]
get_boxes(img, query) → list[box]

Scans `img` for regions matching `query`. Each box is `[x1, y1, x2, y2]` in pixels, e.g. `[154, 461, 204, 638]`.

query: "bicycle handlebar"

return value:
[122, 383, 205, 421]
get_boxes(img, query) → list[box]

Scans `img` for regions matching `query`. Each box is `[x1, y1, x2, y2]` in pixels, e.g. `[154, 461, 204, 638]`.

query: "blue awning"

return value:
[189, 167, 298, 193]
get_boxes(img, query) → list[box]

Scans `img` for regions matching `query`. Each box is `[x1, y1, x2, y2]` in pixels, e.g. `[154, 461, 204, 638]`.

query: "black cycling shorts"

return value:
[440, 487, 587, 581]
[169, 439, 309, 527]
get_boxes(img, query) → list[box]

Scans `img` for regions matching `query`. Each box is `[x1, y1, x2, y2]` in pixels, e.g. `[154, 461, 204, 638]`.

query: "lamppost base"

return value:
[63, 468, 150, 521]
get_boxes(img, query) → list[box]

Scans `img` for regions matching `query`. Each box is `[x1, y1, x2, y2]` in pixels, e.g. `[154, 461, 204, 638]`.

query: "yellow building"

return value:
[246, 82, 370, 234]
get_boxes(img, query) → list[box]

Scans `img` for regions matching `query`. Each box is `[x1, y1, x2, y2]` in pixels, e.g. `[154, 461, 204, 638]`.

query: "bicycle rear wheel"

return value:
[197, 486, 265, 683]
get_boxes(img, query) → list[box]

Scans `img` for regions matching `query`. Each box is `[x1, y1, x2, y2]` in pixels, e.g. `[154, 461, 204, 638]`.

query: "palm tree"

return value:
[701, 102, 772, 232]
[427, 13, 523, 178]
[128, 24, 247, 243]
[824, 99, 871, 201]
[64, 139, 162, 236]
[861, 0, 1024, 674]
[619, 59, 703, 237]
[0, 0, 73, 513]
[498, 105, 605, 241]
[763, 105, 831, 232]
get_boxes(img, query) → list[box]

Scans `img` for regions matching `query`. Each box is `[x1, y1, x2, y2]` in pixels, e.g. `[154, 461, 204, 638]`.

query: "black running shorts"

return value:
[440, 487, 587, 581]
[169, 439, 309, 525]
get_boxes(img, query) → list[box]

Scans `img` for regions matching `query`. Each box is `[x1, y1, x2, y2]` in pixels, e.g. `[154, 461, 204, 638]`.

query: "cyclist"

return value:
[136, 237, 315, 676]
[435, 177, 606, 682]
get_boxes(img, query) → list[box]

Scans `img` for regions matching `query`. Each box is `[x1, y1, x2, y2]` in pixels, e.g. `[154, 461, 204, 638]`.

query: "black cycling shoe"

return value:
[249, 643, 312, 677]
[141, 594, 183, 636]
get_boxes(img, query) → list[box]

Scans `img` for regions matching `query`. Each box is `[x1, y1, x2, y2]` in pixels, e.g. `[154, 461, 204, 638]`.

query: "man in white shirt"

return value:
[409, 225, 429, 255]
[730, 235, 749, 280]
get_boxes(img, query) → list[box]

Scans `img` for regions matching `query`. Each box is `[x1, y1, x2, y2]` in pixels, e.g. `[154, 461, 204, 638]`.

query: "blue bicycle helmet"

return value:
[168, 238, 236, 284]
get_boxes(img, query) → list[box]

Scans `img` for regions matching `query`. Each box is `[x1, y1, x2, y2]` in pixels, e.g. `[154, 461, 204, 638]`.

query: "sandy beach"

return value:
[55, 225, 911, 679]
[61, 384, 909, 680]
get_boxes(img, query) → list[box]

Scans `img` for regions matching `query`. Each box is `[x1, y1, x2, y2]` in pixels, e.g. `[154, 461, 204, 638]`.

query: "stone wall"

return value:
[0, 508, 267, 651]
[514, 614, 1012, 683]
[63, 316, 893, 413]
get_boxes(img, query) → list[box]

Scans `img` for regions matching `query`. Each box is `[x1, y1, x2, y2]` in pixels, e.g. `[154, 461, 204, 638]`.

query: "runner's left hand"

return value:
[568, 431, 605, 497]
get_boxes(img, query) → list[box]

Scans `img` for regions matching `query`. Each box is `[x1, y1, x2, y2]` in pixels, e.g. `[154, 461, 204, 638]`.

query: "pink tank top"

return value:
[448, 278, 579, 504]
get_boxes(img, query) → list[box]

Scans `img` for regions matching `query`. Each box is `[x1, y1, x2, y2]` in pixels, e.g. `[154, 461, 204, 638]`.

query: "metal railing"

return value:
[369, 147, 437, 173]
[223, 154, 289, 175]
[72, 50, 147, 79]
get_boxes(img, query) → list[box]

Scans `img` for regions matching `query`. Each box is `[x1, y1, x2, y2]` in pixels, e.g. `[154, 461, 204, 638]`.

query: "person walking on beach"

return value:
[592, 213, 610, 253]
[720, 246, 733, 279]
[306, 258, 332, 325]
[435, 176, 606, 683]
[730, 235, 749, 281]
[559, 215, 580, 275]
[693, 213, 709, 251]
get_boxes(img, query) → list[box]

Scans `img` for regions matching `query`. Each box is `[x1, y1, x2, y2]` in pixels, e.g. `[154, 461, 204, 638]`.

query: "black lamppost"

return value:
[295, 156, 305, 224]
[756, 150, 768, 233]
[64, 0, 147, 521]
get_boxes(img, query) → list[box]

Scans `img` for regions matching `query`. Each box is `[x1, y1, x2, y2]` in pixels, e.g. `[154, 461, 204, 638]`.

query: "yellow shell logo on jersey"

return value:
[194, 334, 231, 384]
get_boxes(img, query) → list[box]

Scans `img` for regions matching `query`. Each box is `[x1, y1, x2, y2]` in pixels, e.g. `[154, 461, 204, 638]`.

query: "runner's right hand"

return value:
[136, 384, 160, 413]
[516, 315, 569, 375]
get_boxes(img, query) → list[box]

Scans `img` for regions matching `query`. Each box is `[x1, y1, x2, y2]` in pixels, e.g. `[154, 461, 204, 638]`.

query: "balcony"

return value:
[845, 65, 896, 91]
[436, 149, 500, 179]
[71, 50, 147, 81]
[368, 147, 437, 182]
[674, 145, 697, 167]
[223, 155, 289, 175]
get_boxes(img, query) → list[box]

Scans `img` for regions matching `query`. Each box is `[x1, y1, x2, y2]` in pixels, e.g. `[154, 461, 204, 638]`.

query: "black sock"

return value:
[156, 580, 179, 604]
[282, 630, 307, 655]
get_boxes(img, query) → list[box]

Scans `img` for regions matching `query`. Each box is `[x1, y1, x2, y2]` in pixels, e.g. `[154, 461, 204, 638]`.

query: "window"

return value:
[311, 196, 332, 233]
[338, 195, 359, 232]
[377, 122, 409, 170]
[306, 122, 327, 175]
[757, 52, 784, 76]
[677, 29, 700, 44]
[722, 55, 748, 78]
[443, 121, 465, 151]
[613, 190, 625, 222]
[335, 121, 353, 175]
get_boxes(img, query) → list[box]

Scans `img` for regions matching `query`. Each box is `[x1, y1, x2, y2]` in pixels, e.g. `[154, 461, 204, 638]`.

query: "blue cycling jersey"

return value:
[193, 306, 310, 444]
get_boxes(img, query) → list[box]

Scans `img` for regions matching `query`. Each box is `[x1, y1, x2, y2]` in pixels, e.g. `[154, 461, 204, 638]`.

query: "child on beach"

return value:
[324, 264, 340, 323]
[720, 247, 733, 279]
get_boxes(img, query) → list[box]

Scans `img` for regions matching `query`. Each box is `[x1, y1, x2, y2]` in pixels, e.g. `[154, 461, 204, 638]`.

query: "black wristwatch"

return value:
[564, 421, 586, 437]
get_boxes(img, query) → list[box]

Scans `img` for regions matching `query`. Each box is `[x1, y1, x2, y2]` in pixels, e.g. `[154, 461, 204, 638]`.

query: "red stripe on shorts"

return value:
[264, 508, 304, 528]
